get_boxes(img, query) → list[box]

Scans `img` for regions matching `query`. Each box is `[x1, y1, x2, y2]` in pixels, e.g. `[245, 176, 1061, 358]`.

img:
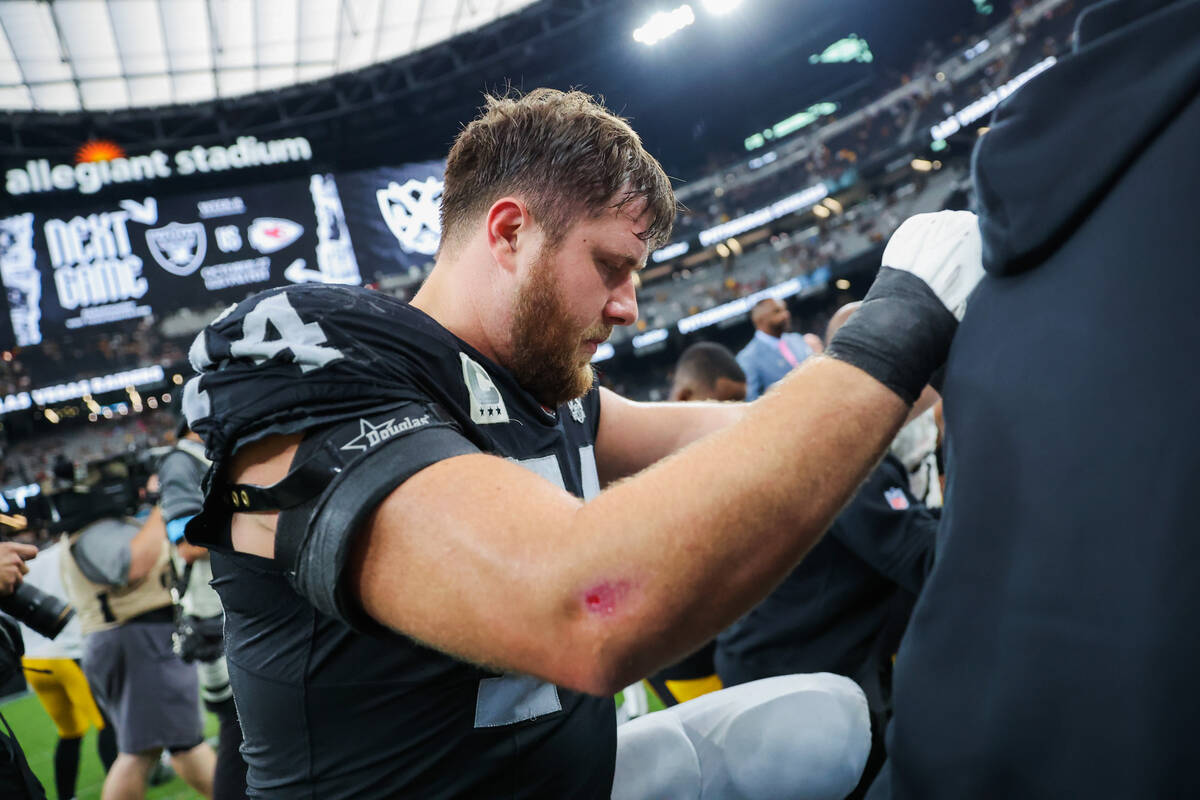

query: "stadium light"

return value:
[701, 0, 743, 14]
[633, 5, 696, 45]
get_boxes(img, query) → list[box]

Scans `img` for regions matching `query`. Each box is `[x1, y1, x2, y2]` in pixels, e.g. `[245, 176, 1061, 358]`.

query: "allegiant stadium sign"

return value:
[5, 135, 313, 197]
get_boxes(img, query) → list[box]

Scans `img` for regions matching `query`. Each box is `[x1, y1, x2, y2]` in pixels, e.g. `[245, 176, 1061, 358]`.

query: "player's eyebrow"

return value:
[592, 247, 647, 272]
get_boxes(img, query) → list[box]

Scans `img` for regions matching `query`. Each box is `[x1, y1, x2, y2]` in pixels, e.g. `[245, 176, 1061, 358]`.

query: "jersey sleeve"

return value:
[179, 285, 482, 628]
[275, 403, 479, 629]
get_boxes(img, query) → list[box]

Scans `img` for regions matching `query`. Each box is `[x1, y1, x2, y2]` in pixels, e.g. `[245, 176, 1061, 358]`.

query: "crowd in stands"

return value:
[0, 411, 176, 491]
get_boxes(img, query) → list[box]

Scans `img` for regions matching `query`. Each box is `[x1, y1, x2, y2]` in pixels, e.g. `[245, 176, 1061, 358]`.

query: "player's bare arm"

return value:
[228, 356, 901, 694]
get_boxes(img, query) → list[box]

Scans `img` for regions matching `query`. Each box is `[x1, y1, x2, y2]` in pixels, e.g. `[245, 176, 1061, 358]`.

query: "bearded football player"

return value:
[181, 88, 983, 798]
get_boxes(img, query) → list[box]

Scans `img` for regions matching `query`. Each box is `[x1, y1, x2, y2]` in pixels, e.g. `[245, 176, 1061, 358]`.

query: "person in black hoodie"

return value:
[870, 1, 1200, 797]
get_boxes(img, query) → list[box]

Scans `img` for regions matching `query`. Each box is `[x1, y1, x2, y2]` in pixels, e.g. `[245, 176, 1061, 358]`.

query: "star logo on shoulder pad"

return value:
[341, 413, 431, 452]
[341, 417, 393, 452]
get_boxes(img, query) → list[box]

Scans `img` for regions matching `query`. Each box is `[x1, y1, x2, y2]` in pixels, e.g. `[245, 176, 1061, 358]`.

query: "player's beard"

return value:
[509, 249, 609, 408]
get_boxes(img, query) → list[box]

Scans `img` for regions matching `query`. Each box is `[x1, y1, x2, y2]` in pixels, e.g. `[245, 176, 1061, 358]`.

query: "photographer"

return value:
[12, 538, 117, 800]
[0, 539, 47, 799]
[57, 460, 216, 800]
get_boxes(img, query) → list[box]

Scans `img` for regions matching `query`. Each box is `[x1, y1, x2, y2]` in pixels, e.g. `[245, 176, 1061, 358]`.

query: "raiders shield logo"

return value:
[146, 222, 206, 276]
[376, 177, 443, 256]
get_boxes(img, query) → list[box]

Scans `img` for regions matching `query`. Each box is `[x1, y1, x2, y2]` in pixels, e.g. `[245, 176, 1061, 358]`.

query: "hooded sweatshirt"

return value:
[871, 1, 1200, 797]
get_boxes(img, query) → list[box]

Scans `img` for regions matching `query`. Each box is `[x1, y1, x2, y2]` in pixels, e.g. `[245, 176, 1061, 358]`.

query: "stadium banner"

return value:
[334, 161, 446, 279]
[0, 174, 358, 348]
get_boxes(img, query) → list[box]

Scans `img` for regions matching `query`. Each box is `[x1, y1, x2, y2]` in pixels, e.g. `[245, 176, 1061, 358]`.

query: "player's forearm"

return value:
[596, 389, 746, 484]
[353, 357, 906, 695]
[567, 356, 907, 691]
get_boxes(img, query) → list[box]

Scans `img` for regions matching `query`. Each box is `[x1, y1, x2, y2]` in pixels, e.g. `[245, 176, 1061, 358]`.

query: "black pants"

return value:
[0, 719, 45, 800]
[211, 697, 249, 800]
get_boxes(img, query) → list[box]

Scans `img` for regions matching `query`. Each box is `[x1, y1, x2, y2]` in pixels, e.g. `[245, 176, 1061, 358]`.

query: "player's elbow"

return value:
[562, 650, 639, 697]
[553, 619, 655, 697]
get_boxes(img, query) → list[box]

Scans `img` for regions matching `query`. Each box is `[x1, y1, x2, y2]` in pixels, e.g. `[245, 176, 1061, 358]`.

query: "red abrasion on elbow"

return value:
[583, 580, 631, 616]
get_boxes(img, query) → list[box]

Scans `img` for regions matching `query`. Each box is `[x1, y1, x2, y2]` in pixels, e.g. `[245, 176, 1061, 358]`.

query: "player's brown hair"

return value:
[440, 88, 677, 253]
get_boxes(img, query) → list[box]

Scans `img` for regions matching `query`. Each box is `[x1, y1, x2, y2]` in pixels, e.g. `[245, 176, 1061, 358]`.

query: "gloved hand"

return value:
[881, 211, 983, 320]
[826, 211, 983, 403]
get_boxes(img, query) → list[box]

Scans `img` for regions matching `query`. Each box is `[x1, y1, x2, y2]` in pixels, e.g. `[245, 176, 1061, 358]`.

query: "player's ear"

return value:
[486, 197, 527, 275]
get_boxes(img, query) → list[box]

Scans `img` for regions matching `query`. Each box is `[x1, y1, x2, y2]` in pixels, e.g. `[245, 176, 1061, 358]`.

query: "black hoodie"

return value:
[870, 1, 1200, 797]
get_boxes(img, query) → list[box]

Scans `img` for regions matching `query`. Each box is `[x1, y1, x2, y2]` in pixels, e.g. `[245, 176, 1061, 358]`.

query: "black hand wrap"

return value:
[824, 267, 958, 405]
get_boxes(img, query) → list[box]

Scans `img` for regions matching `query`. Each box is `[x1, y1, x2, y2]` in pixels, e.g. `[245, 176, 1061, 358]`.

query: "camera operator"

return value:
[0, 539, 47, 799]
[56, 460, 216, 800]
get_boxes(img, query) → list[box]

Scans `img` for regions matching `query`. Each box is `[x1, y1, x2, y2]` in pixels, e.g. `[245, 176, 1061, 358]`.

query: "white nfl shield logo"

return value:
[884, 487, 910, 511]
[376, 177, 443, 256]
[145, 222, 207, 276]
[568, 398, 586, 424]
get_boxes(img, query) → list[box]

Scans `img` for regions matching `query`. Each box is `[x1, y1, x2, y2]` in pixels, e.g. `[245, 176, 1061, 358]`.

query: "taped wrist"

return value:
[825, 267, 958, 404]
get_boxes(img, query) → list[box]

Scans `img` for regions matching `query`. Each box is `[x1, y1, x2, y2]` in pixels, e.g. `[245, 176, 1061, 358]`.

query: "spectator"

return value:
[736, 298, 824, 399]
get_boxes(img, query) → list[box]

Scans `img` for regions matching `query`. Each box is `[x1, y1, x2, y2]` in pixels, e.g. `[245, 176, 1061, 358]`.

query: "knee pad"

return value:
[613, 709, 702, 800]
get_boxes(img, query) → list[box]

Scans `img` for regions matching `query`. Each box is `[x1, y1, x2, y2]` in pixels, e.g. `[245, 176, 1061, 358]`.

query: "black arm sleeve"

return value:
[827, 455, 940, 595]
[271, 404, 480, 629]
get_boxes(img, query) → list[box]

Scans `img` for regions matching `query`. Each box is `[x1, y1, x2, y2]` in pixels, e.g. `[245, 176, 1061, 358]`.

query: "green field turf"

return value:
[3, 686, 663, 798]
[1, 691, 219, 800]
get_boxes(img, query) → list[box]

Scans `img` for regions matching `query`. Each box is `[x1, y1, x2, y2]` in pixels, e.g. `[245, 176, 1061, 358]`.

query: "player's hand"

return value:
[824, 210, 984, 404]
[0, 542, 37, 595]
[881, 210, 983, 320]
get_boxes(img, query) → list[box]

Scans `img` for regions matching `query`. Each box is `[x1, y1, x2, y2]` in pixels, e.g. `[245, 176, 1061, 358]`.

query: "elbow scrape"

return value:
[582, 580, 632, 617]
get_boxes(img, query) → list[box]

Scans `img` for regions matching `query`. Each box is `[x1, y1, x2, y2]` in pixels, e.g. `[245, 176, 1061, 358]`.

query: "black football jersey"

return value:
[186, 285, 614, 799]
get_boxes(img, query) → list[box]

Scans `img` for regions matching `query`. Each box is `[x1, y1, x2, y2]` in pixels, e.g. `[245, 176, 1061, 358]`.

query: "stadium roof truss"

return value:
[0, 0, 540, 113]
[0, 0, 620, 159]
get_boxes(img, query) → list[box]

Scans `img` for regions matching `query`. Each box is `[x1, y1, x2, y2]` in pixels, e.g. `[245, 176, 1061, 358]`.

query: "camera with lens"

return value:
[0, 579, 75, 641]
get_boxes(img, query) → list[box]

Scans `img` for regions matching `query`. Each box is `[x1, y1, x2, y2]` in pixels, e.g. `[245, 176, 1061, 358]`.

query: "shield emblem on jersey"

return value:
[884, 487, 910, 511]
[248, 217, 304, 254]
[145, 222, 206, 276]
[377, 177, 443, 256]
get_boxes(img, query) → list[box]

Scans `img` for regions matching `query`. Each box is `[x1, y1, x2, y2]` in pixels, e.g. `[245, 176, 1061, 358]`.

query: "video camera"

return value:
[46, 456, 142, 537]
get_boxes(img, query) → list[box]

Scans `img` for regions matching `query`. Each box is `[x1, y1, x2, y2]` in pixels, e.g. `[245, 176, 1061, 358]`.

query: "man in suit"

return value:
[736, 298, 824, 399]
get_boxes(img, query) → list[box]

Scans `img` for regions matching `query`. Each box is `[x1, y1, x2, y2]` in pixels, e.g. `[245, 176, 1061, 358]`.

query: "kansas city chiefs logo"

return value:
[377, 177, 443, 256]
[145, 222, 206, 276]
[248, 217, 303, 254]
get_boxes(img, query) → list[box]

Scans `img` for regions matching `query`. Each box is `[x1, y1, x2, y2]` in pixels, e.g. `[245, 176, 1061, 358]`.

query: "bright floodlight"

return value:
[633, 5, 697, 45]
[702, 0, 744, 14]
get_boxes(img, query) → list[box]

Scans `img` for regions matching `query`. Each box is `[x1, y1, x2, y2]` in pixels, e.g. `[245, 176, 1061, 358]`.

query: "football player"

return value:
[182, 88, 982, 797]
